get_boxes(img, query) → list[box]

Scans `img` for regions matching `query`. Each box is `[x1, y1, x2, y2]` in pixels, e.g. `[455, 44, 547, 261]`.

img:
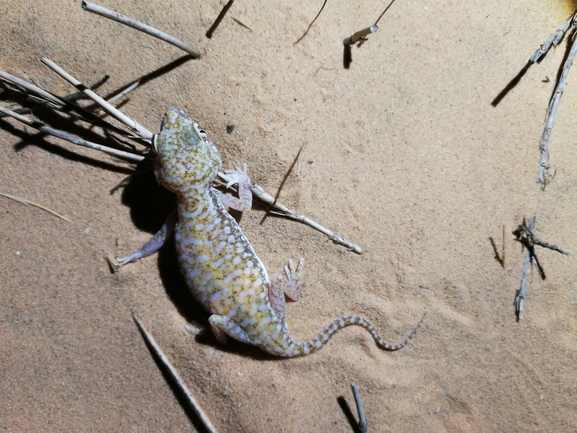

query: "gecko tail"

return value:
[284, 311, 427, 357]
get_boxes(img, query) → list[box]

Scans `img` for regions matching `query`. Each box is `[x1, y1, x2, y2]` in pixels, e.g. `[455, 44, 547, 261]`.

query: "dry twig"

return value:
[0, 192, 71, 222]
[294, 0, 328, 45]
[525, 11, 577, 188]
[351, 384, 368, 433]
[81, 1, 201, 58]
[230, 180, 363, 254]
[515, 217, 535, 320]
[0, 106, 145, 162]
[514, 216, 571, 319]
[41, 57, 154, 140]
[132, 313, 219, 433]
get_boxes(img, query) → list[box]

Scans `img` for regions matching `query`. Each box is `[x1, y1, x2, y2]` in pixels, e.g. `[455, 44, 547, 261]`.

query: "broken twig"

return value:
[41, 57, 154, 140]
[0, 106, 145, 162]
[215, 169, 362, 254]
[81, 1, 200, 58]
[343, 26, 378, 47]
[132, 313, 219, 433]
[526, 11, 577, 188]
[351, 384, 368, 433]
[0, 192, 71, 222]
[294, 0, 328, 45]
[251, 182, 363, 254]
[514, 216, 571, 319]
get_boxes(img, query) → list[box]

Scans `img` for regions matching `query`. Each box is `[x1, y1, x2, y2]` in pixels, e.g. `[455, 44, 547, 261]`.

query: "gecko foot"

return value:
[223, 162, 249, 189]
[269, 258, 305, 322]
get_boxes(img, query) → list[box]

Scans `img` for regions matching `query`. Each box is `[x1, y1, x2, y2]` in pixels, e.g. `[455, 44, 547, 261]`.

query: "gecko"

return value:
[117, 108, 425, 357]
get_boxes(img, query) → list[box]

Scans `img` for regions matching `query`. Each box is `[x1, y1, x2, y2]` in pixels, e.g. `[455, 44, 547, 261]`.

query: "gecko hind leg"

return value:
[269, 258, 305, 322]
[209, 314, 253, 344]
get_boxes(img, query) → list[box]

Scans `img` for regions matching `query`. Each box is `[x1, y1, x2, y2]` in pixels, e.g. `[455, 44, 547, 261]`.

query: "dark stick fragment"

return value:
[206, 0, 235, 39]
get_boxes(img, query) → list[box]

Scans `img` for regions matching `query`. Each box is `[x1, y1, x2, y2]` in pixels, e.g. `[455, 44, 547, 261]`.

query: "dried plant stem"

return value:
[530, 12, 577, 63]
[532, 237, 571, 256]
[351, 384, 368, 433]
[41, 57, 154, 141]
[132, 314, 219, 433]
[524, 11, 577, 188]
[515, 217, 535, 320]
[374, 0, 398, 26]
[0, 106, 144, 162]
[536, 29, 577, 187]
[514, 216, 571, 319]
[81, 1, 200, 58]
[0, 69, 66, 110]
[0, 192, 71, 222]
[294, 0, 328, 45]
[250, 182, 363, 254]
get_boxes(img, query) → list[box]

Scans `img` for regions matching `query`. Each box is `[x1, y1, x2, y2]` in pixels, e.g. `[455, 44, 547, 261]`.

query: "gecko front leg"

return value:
[116, 164, 252, 267]
[216, 163, 252, 212]
[116, 210, 177, 265]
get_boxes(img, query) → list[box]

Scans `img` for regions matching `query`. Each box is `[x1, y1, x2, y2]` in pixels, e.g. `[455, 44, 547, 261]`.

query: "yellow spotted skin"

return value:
[153, 108, 425, 357]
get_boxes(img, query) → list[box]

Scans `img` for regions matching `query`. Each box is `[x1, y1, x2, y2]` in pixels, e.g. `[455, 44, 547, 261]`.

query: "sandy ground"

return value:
[1, 1, 576, 432]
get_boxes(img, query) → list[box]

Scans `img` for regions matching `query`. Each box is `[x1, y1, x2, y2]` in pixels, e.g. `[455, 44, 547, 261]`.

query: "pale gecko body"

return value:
[119, 108, 425, 357]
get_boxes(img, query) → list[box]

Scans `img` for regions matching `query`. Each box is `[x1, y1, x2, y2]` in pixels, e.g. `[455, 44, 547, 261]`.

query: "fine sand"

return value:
[1, 1, 576, 432]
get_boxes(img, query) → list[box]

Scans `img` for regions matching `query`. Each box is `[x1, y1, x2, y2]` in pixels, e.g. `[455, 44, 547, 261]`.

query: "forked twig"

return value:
[81, 1, 201, 58]
[535, 27, 577, 188]
[530, 12, 577, 63]
[514, 216, 571, 319]
[132, 313, 219, 433]
[513, 10, 577, 188]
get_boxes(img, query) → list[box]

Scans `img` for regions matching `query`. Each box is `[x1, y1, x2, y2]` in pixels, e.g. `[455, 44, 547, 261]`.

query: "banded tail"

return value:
[278, 312, 427, 357]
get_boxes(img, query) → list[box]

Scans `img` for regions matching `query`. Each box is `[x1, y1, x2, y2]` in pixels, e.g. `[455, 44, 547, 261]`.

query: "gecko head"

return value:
[153, 108, 222, 193]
